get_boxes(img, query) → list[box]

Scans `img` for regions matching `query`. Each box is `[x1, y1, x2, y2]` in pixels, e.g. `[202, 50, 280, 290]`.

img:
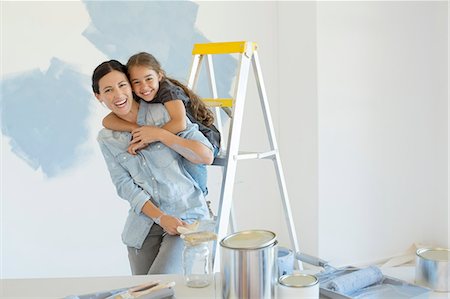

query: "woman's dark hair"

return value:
[127, 52, 215, 127]
[92, 60, 128, 94]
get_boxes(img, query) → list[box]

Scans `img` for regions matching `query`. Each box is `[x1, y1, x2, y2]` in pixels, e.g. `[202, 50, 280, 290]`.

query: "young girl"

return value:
[103, 52, 220, 195]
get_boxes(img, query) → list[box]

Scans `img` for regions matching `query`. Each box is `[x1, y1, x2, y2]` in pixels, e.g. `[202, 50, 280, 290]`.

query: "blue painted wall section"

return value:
[82, 0, 236, 97]
[1, 58, 92, 178]
[1, 1, 235, 177]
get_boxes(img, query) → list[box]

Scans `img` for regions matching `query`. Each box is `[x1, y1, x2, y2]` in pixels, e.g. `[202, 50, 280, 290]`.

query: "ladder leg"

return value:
[251, 51, 303, 270]
[187, 54, 203, 90]
[204, 53, 237, 265]
[213, 51, 252, 272]
[229, 204, 237, 233]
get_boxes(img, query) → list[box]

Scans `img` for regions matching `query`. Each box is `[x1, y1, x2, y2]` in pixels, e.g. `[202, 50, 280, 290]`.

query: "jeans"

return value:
[127, 224, 184, 275]
[183, 146, 219, 196]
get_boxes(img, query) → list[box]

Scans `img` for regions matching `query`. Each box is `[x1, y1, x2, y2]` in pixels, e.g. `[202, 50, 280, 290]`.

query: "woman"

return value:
[92, 60, 213, 275]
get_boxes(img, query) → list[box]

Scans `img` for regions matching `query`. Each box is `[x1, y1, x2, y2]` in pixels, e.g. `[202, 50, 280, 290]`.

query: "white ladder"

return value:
[187, 41, 301, 272]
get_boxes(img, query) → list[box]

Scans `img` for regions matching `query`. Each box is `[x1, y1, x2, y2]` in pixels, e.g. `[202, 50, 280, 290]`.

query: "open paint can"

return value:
[278, 273, 319, 298]
[415, 248, 449, 292]
[220, 230, 278, 299]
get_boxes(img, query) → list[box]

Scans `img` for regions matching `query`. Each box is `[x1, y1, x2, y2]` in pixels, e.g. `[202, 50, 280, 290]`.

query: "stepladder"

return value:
[187, 41, 302, 272]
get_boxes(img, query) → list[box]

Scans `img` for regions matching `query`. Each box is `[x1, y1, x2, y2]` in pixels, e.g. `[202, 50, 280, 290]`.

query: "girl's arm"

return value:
[129, 126, 213, 164]
[161, 100, 187, 134]
[103, 112, 139, 132]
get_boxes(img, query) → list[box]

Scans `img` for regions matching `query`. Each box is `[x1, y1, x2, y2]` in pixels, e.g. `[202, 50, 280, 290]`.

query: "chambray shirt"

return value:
[97, 102, 212, 249]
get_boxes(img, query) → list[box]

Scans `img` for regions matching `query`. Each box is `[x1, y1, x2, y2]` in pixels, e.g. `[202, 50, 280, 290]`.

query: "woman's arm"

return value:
[103, 112, 139, 132]
[161, 100, 187, 134]
[141, 201, 185, 235]
[129, 126, 213, 164]
[98, 137, 184, 235]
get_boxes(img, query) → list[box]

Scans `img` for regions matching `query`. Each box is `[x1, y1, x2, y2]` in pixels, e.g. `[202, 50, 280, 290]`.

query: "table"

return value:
[1, 273, 220, 299]
[1, 267, 449, 298]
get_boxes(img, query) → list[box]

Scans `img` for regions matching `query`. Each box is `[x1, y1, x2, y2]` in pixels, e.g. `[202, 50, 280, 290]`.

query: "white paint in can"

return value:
[277, 273, 319, 299]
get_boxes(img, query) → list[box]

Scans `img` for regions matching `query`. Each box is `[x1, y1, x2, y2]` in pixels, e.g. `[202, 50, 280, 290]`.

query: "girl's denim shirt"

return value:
[97, 102, 213, 249]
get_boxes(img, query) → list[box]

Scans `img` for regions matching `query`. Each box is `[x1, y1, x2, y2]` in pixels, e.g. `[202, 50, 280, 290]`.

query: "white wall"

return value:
[278, 1, 319, 256]
[1, 1, 447, 279]
[316, 1, 448, 265]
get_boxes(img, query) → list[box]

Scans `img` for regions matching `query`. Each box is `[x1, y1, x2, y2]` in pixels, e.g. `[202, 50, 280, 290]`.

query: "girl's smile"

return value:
[129, 65, 163, 102]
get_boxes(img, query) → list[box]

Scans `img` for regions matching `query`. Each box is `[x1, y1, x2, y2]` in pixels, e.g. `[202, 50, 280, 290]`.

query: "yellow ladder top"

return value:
[192, 41, 258, 55]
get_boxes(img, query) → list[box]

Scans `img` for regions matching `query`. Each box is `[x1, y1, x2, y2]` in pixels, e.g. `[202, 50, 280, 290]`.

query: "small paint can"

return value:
[277, 247, 294, 278]
[277, 273, 319, 299]
[415, 248, 449, 292]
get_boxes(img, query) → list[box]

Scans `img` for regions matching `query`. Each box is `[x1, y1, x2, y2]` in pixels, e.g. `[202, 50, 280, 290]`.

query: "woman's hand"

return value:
[159, 214, 186, 235]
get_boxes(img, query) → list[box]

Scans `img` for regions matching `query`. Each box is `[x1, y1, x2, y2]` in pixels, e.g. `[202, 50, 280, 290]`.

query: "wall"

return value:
[1, 1, 448, 279]
[316, 1, 448, 265]
[278, 1, 319, 257]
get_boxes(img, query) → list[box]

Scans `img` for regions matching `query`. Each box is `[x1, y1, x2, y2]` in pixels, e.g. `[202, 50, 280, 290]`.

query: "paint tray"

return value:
[317, 269, 431, 299]
[296, 253, 432, 299]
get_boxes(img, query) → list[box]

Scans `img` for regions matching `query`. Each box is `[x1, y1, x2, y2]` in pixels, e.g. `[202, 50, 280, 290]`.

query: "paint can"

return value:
[220, 230, 278, 299]
[277, 273, 319, 298]
[415, 248, 449, 292]
[277, 247, 294, 278]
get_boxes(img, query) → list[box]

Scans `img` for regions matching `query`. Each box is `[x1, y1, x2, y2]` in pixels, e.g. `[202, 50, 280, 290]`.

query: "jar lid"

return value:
[220, 230, 276, 250]
[181, 231, 217, 246]
[417, 248, 450, 262]
[279, 274, 318, 288]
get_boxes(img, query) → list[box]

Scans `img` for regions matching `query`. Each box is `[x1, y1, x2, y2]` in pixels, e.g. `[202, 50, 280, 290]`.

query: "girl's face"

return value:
[95, 70, 134, 117]
[128, 65, 162, 102]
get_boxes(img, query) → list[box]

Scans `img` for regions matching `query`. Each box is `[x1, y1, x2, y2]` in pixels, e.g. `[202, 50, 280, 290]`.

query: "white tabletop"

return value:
[1, 266, 448, 299]
[0, 273, 220, 299]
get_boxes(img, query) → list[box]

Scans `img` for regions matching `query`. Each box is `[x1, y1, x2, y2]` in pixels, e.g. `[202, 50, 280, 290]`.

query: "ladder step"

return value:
[192, 41, 257, 55]
[212, 150, 277, 166]
[236, 150, 277, 160]
[202, 98, 233, 108]
[212, 154, 227, 166]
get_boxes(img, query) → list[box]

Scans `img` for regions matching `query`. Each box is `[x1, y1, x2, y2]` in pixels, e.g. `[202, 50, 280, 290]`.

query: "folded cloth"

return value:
[326, 266, 384, 295]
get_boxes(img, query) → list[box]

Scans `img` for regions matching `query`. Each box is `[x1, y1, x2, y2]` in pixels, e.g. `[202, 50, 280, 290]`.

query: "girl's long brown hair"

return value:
[127, 52, 214, 127]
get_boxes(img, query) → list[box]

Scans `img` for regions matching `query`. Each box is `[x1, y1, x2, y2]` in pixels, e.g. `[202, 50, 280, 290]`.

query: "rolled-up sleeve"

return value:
[178, 123, 213, 152]
[98, 139, 149, 214]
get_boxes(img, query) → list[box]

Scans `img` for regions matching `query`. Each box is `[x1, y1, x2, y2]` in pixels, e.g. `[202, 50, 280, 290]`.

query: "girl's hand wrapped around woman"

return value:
[128, 126, 163, 154]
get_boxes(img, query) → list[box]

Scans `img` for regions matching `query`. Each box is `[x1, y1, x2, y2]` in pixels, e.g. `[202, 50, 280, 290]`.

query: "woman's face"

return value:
[128, 65, 162, 102]
[95, 70, 134, 117]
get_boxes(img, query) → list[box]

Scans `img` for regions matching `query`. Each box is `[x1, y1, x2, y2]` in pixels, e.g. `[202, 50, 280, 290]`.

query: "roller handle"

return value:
[295, 252, 329, 268]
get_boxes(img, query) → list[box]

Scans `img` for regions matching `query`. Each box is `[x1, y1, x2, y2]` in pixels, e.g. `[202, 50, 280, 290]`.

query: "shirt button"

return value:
[157, 144, 161, 149]
[151, 177, 155, 181]
[143, 162, 146, 166]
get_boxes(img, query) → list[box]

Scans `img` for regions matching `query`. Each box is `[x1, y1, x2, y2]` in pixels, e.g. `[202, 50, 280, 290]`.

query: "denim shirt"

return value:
[97, 102, 212, 249]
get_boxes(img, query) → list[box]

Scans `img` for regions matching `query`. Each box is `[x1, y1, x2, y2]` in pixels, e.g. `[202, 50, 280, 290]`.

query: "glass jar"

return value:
[181, 231, 216, 288]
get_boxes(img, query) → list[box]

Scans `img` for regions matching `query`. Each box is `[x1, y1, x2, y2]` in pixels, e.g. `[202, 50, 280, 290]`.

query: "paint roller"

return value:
[325, 266, 384, 295]
[296, 253, 384, 295]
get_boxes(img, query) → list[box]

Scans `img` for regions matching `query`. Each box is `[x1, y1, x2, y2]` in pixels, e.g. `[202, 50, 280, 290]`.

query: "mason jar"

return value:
[181, 231, 216, 288]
